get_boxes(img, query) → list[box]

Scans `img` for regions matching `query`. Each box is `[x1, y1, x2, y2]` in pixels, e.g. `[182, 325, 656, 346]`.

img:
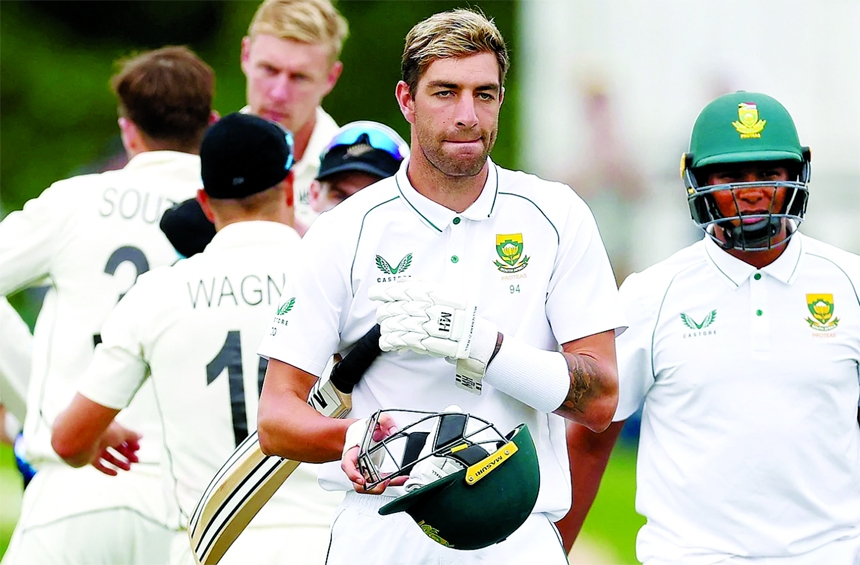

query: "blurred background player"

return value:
[157, 0, 351, 254]
[563, 91, 860, 563]
[241, 0, 349, 233]
[0, 297, 34, 488]
[160, 119, 408, 248]
[52, 113, 342, 565]
[0, 298, 30, 444]
[0, 46, 215, 564]
[307, 120, 409, 219]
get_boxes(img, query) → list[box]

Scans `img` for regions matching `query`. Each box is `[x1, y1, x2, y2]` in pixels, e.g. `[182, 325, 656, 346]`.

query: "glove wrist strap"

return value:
[454, 317, 498, 395]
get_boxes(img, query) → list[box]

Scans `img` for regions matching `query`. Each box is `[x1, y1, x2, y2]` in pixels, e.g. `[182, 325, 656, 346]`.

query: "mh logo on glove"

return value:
[437, 312, 452, 334]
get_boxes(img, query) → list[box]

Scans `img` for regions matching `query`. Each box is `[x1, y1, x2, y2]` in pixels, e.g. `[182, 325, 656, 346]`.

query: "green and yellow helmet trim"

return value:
[357, 409, 540, 551]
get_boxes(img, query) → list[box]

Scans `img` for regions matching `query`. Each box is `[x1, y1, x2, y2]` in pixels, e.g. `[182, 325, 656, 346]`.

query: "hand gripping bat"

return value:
[188, 324, 382, 565]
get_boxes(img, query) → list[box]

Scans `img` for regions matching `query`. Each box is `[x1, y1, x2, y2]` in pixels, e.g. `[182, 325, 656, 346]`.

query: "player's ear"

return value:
[309, 179, 323, 213]
[323, 61, 343, 95]
[118, 117, 147, 157]
[240, 36, 252, 74]
[196, 189, 216, 223]
[396, 81, 416, 125]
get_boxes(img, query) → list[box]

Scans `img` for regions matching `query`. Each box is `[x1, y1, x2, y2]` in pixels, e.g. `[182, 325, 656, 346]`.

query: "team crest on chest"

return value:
[680, 310, 717, 338]
[493, 233, 529, 274]
[376, 252, 413, 283]
[805, 293, 839, 333]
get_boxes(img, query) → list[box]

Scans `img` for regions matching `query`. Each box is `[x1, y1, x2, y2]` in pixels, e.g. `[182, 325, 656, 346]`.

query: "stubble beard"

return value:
[415, 119, 497, 179]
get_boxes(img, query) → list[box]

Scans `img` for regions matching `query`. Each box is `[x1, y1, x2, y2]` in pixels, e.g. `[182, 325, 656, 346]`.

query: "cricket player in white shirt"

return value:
[562, 91, 860, 564]
[0, 46, 215, 564]
[52, 112, 343, 565]
[241, 0, 349, 234]
[0, 297, 31, 432]
[256, 9, 625, 564]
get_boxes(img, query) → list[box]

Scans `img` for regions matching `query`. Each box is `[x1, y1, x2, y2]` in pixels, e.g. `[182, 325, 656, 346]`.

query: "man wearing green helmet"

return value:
[561, 91, 860, 564]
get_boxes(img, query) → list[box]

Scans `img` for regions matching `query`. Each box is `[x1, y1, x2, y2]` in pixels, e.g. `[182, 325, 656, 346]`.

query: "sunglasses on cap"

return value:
[322, 121, 410, 162]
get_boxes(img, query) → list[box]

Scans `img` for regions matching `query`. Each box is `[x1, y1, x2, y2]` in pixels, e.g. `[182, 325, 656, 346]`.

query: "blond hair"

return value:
[248, 0, 349, 63]
[401, 8, 508, 94]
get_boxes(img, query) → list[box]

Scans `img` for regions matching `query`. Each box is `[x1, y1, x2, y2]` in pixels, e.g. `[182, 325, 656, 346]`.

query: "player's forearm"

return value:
[51, 417, 102, 468]
[257, 399, 353, 463]
[557, 420, 625, 551]
[257, 359, 351, 462]
[554, 350, 618, 431]
[483, 329, 618, 431]
[52, 394, 120, 467]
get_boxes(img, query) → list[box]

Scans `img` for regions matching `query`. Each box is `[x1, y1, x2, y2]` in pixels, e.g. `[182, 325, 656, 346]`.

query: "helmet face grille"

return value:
[685, 176, 809, 251]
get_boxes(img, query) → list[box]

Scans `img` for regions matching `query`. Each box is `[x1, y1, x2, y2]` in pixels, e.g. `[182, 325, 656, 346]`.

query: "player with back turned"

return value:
[0, 46, 214, 565]
[256, 8, 625, 563]
[156, 0, 351, 252]
[50, 113, 345, 565]
[562, 91, 860, 564]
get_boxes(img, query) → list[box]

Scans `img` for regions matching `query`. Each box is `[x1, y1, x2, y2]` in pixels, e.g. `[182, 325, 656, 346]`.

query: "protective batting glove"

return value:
[368, 281, 499, 393]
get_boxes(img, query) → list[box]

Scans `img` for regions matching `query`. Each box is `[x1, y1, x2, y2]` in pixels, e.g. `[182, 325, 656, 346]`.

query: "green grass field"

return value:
[0, 444, 23, 557]
[0, 442, 643, 563]
[577, 442, 643, 564]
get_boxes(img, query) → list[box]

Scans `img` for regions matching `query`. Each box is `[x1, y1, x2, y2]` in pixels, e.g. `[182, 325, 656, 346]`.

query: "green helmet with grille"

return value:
[357, 409, 540, 551]
[680, 91, 811, 250]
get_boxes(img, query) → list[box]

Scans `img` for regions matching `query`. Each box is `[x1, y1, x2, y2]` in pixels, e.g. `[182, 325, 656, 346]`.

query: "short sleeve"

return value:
[546, 196, 627, 343]
[256, 214, 348, 376]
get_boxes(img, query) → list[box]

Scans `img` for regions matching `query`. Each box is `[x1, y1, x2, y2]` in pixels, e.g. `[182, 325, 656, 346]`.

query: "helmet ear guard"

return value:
[356, 409, 540, 551]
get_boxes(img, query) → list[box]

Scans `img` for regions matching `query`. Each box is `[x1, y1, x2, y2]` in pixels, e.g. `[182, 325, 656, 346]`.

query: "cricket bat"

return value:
[188, 324, 382, 565]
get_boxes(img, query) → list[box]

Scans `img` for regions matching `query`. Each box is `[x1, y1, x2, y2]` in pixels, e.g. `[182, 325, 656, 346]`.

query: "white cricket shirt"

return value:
[0, 151, 201, 466]
[0, 296, 31, 422]
[615, 233, 860, 563]
[258, 158, 625, 520]
[79, 221, 343, 528]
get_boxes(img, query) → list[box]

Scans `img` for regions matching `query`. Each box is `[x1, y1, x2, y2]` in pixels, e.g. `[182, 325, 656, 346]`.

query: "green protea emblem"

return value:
[276, 297, 295, 316]
[680, 310, 717, 330]
[417, 521, 452, 547]
[376, 253, 412, 275]
[805, 294, 838, 331]
[493, 233, 529, 273]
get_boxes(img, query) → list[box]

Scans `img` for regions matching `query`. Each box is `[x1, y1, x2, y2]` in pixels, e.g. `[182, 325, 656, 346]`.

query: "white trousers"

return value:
[2, 463, 173, 565]
[325, 491, 569, 565]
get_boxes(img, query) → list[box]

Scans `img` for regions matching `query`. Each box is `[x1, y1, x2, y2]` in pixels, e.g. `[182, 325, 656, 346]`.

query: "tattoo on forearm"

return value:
[560, 355, 596, 414]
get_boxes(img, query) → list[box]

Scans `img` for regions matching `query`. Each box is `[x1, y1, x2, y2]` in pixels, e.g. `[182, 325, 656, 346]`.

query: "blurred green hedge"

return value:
[0, 1, 519, 214]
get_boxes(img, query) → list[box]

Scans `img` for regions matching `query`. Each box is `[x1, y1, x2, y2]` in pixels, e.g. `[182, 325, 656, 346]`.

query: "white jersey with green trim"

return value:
[614, 233, 860, 563]
[79, 221, 343, 529]
[258, 158, 625, 521]
[0, 151, 200, 466]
